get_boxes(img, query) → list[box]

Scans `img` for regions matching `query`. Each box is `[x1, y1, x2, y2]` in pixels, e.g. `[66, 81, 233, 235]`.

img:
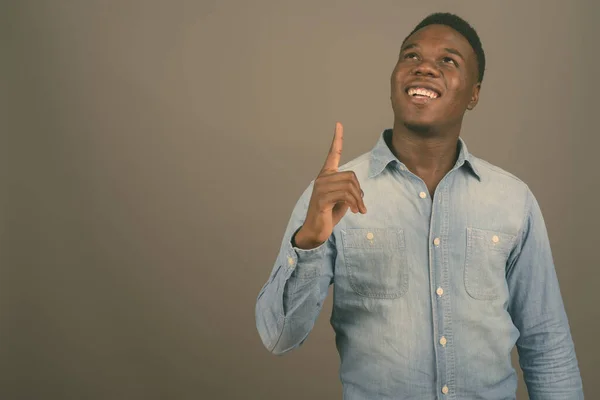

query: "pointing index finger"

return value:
[321, 122, 343, 173]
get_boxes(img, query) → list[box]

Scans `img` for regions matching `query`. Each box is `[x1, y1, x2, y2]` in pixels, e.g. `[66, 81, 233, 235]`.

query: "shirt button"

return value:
[366, 232, 374, 240]
[436, 287, 444, 296]
[399, 165, 407, 171]
[492, 235, 500, 243]
[419, 191, 427, 199]
[440, 336, 447, 346]
[287, 257, 294, 266]
[433, 237, 440, 246]
[441, 385, 449, 394]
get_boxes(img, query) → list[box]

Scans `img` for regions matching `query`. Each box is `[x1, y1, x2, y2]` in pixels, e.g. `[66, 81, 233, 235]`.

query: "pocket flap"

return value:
[342, 228, 405, 249]
[467, 227, 516, 253]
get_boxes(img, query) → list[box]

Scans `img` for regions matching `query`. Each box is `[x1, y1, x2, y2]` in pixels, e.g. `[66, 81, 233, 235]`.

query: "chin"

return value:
[404, 122, 436, 135]
[400, 114, 442, 133]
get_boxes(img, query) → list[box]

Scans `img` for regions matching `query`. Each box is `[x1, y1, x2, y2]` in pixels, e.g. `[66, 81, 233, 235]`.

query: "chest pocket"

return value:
[464, 227, 516, 300]
[341, 228, 409, 299]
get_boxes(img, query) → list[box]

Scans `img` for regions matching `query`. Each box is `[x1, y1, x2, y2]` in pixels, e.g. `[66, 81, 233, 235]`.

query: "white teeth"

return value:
[407, 87, 438, 99]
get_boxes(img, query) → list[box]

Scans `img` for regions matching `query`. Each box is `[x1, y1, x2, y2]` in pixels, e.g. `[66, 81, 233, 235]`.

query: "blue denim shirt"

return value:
[255, 129, 583, 400]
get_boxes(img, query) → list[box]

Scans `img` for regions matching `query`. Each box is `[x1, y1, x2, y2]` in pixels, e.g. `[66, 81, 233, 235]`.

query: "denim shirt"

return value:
[255, 129, 583, 400]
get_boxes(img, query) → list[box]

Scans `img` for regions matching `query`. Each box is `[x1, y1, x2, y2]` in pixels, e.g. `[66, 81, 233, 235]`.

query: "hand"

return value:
[294, 122, 367, 249]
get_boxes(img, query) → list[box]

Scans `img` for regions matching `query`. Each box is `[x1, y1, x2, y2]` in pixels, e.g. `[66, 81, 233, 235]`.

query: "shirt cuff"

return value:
[282, 226, 329, 278]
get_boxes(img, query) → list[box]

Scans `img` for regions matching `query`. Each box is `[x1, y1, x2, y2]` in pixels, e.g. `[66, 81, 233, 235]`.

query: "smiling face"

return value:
[391, 24, 481, 134]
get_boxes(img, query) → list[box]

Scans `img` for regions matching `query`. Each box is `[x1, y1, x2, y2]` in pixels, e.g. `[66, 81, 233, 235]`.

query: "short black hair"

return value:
[402, 12, 486, 83]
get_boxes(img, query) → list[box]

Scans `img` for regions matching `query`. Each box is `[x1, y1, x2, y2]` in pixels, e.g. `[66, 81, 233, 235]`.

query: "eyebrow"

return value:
[444, 47, 465, 61]
[400, 43, 465, 61]
[400, 43, 419, 52]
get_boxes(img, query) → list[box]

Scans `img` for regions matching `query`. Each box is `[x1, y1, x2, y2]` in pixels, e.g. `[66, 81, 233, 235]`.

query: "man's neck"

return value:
[390, 121, 461, 194]
[390, 122, 460, 174]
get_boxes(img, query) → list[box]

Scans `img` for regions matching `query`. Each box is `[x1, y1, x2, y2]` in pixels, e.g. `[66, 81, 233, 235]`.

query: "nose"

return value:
[411, 59, 440, 78]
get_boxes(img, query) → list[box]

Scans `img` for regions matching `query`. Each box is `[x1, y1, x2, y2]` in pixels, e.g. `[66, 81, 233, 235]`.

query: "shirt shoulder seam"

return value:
[472, 157, 526, 184]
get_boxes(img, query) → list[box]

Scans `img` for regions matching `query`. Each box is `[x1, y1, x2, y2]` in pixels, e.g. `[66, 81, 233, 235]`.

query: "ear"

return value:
[467, 82, 481, 110]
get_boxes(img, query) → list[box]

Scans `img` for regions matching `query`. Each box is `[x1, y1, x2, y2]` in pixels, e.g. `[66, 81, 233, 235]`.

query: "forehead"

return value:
[404, 24, 475, 58]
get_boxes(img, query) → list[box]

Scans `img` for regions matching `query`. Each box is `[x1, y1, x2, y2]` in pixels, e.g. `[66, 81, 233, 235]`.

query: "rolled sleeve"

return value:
[506, 188, 584, 399]
[255, 181, 336, 355]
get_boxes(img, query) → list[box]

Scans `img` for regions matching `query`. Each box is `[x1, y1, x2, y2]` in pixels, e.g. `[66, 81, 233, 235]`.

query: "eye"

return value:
[403, 52, 419, 60]
[442, 57, 458, 66]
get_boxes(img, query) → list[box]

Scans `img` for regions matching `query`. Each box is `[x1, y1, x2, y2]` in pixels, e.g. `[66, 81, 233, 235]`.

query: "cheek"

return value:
[447, 73, 464, 89]
[391, 73, 402, 93]
[391, 64, 409, 89]
[447, 76, 472, 103]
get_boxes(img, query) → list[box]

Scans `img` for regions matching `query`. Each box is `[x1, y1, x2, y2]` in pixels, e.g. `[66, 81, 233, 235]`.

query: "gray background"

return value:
[4, 0, 598, 399]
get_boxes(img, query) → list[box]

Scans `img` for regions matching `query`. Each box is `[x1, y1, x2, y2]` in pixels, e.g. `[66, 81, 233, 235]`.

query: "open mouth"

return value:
[405, 86, 441, 100]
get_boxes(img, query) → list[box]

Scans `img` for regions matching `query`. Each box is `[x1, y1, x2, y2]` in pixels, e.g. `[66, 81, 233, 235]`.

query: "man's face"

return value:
[391, 24, 480, 133]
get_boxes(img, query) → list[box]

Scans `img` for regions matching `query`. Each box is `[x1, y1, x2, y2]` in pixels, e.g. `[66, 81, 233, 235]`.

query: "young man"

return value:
[255, 12, 583, 400]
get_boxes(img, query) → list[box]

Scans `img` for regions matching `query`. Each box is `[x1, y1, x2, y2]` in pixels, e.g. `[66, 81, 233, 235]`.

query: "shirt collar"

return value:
[368, 129, 481, 180]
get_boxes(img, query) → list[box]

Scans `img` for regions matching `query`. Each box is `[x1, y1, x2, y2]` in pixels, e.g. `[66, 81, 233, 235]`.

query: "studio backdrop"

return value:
[5, 1, 598, 399]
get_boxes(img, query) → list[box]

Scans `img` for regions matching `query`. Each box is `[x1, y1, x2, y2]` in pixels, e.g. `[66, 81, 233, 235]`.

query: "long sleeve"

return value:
[255, 181, 336, 355]
[506, 188, 584, 399]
